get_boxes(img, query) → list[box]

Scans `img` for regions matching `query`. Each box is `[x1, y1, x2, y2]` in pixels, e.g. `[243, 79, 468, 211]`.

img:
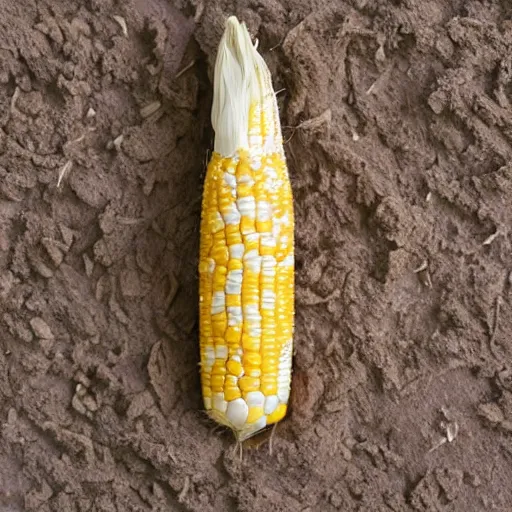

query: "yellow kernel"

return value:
[261, 358, 278, 373]
[225, 375, 238, 387]
[244, 236, 259, 252]
[211, 362, 227, 376]
[225, 327, 241, 345]
[226, 360, 243, 377]
[211, 245, 229, 265]
[242, 352, 261, 368]
[261, 383, 277, 396]
[241, 335, 260, 352]
[226, 294, 242, 307]
[237, 183, 253, 197]
[227, 258, 243, 271]
[256, 220, 273, 233]
[198, 260, 210, 274]
[240, 217, 255, 235]
[224, 387, 242, 401]
[266, 404, 287, 424]
[211, 375, 225, 390]
[238, 376, 260, 392]
[247, 406, 264, 424]
[226, 231, 243, 245]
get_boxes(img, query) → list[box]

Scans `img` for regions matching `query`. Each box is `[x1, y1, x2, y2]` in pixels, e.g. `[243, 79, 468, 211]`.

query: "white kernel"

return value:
[227, 306, 243, 326]
[213, 394, 228, 413]
[227, 269, 243, 284]
[278, 360, 290, 370]
[264, 395, 279, 414]
[215, 345, 228, 359]
[277, 385, 290, 404]
[246, 255, 261, 273]
[279, 254, 294, 267]
[229, 243, 244, 259]
[226, 270, 243, 295]
[264, 167, 278, 180]
[246, 391, 265, 408]
[248, 327, 262, 337]
[262, 290, 276, 310]
[237, 175, 255, 186]
[204, 346, 215, 367]
[272, 217, 281, 238]
[237, 197, 256, 217]
[260, 234, 276, 247]
[226, 398, 249, 429]
[251, 157, 262, 170]
[277, 374, 290, 385]
[224, 172, 237, 189]
[226, 282, 241, 295]
[243, 305, 261, 321]
[248, 415, 267, 430]
[223, 205, 241, 225]
[211, 291, 225, 315]
[244, 249, 259, 261]
[256, 200, 272, 221]
[204, 397, 212, 410]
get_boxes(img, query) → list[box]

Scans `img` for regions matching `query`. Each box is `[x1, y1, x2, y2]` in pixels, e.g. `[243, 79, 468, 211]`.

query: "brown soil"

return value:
[1, 0, 512, 510]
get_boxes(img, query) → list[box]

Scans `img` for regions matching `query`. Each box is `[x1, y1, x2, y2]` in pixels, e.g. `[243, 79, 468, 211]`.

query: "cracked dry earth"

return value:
[1, 0, 512, 511]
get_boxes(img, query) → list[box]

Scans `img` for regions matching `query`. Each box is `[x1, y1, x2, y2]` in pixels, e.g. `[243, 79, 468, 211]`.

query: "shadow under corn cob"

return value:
[198, 16, 294, 441]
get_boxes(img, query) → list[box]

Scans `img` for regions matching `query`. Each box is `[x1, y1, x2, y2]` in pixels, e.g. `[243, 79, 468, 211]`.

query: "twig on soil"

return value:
[366, 64, 394, 96]
[270, 39, 284, 51]
[428, 408, 459, 453]
[167, 447, 177, 464]
[175, 60, 196, 79]
[178, 475, 190, 503]
[112, 15, 128, 37]
[140, 101, 161, 118]
[10, 86, 20, 112]
[413, 260, 432, 288]
[194, 2, 204, 23]
[428, 436, 447, 453]
[482, 228, 500, 246]
[57, 160, 73, 188]
[489, 295, 503, 357]
[414, 260, 428, 273]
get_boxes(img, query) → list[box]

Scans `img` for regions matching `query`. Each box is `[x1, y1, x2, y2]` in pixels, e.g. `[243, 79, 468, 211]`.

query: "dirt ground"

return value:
[1, 0, 512, 510]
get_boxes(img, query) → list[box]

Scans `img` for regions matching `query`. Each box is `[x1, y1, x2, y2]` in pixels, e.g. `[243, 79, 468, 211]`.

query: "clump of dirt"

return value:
[1, 0, 512, 510]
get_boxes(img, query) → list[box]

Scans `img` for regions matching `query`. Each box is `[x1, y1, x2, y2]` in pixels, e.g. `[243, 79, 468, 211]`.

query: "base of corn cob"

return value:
[199, 16, 294, 442]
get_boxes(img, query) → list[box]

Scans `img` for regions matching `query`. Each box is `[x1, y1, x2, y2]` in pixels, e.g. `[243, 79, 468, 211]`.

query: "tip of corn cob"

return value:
[211, 16, 283, 158]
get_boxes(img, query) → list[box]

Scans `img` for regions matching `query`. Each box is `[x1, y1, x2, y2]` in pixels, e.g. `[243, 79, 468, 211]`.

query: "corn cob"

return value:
[198, 16, 294, 441]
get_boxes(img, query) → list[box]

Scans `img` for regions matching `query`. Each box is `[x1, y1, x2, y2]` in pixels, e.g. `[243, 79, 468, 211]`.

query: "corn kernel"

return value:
[266, 403, 287, 424]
